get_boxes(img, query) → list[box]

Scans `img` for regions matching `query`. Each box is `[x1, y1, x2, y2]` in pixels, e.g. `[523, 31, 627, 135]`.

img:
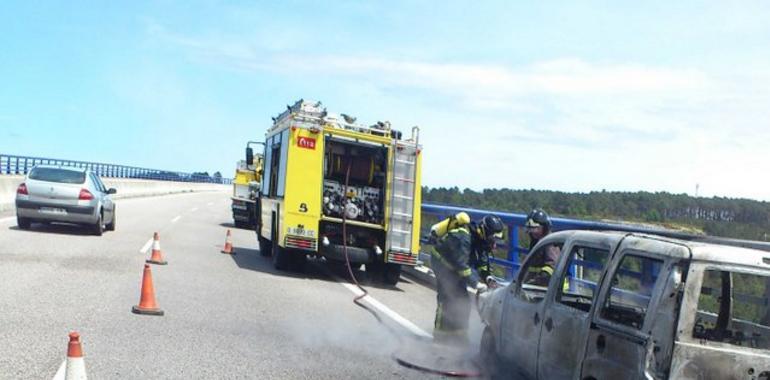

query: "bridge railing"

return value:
[0, 153, 232, 184]
[420, 203, 686, 281]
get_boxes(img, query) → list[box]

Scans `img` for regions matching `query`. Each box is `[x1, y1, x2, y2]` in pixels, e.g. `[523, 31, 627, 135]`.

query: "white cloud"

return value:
[149, 26, 713, 97]
[150, 26, 770, 200]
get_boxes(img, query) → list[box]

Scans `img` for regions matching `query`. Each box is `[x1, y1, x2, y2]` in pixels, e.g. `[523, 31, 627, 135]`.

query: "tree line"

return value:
[422, 187, 770, 241]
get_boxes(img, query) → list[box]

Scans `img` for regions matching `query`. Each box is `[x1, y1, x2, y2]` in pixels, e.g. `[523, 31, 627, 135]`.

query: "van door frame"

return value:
[536, 234, 619, 380]
[580, 237, 687, 379]
[499, 233, 568, 379]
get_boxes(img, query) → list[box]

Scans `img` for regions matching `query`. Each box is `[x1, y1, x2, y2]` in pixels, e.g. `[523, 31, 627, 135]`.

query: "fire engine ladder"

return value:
[386, 127, 420, 257]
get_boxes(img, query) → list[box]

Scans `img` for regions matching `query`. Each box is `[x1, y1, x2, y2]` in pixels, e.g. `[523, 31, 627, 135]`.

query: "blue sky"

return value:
[2, 1, 770, 200]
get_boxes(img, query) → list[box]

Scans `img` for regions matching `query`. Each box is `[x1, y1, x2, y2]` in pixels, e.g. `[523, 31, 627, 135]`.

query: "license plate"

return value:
[287, 227, 315, 238]
[40, 207, 67, 215]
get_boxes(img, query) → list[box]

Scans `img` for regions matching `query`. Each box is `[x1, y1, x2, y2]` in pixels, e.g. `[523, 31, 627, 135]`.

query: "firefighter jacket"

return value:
[431, 227, 481, 288]
[469, 223, 493, 281]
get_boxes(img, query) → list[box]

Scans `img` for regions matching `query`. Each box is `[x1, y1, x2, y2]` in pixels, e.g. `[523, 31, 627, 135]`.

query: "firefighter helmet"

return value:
[480, 215, 504, 239]
[525, 208, 551, 229]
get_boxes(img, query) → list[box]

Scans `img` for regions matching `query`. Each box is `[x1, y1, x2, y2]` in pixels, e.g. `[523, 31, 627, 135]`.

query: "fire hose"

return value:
[339, 162, 481, 378]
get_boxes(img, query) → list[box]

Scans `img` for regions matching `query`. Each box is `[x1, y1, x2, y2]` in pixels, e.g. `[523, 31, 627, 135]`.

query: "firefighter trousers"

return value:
[433, 262, 471, 345]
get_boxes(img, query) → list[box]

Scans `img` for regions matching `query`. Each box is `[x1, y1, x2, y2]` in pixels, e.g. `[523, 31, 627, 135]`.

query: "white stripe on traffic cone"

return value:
[54, 332, 87, 380]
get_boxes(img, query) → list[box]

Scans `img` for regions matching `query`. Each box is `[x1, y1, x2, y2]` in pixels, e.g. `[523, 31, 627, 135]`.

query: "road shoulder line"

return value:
[339, 282, 432, 339]
[139, 238, 153, 254]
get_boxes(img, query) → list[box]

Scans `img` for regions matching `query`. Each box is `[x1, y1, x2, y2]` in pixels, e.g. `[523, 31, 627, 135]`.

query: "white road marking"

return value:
[52, 359, 66, 380]
[340, 282, 432, 339]
[139, 238, 154, 254]
[207, 202, 213, 206]
[191, 207, 198, 212]
[171, 215, 181, 223]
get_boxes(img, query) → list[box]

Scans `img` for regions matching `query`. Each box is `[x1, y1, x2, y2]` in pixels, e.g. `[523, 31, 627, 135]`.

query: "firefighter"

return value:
[431, 214, 504, 345]
[524, 208, 562, 287]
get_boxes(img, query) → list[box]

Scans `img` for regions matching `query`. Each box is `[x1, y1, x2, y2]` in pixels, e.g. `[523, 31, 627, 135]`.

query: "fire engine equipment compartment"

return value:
[320, 136, 388, 263]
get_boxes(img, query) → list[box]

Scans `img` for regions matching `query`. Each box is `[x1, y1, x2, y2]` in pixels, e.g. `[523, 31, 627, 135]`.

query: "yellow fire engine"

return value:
[231, 142, 263, 228]
[254, 99, 422, 285]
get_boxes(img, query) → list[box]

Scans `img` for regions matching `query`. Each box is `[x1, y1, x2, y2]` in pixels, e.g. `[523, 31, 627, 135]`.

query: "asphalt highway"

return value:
[0, 191, 485, 379]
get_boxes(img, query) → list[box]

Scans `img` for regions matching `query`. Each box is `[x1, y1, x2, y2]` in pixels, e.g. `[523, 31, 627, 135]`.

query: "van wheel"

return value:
[258, 236, 272, 257]
[480, 326, 500, 378]
[92, 212, 104, 236]
[17, 217, 31, 230]
[273, 244, 289, 270]
[383, 263, 401, 286]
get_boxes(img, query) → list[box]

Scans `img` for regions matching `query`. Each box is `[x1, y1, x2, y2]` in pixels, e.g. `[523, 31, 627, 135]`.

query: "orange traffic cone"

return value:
[146, 232, 167, 265]
[221, 229, 235, 254]
[132, 264, 164, 316]
[55, 332, 87, 380]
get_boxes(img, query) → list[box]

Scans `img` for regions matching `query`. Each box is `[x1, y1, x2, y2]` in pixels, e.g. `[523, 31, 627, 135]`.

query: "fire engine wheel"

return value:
[289, 251, 307, 272]
[368, 262, 401, 286]
[273, 245, 289, 270]
[258, 236, 272, 257]
[382, 263, 401, 286]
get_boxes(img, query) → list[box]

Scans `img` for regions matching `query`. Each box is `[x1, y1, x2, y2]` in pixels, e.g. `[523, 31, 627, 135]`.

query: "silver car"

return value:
[15, 165, 116, 235]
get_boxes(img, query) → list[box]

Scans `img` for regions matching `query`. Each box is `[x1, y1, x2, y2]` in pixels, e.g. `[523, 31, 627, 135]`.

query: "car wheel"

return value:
[106, 209, 116, 231]
[17, 216, 31, 230]
[92, 212, 104, 236]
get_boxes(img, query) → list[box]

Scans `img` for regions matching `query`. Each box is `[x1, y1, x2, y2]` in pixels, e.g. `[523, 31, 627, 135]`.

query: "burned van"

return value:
[478, 230, 770, 379]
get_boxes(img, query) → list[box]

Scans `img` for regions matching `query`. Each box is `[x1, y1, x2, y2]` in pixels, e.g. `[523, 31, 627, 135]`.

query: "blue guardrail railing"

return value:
[0, 153, 231, 184]
[420, 203, 685, 281]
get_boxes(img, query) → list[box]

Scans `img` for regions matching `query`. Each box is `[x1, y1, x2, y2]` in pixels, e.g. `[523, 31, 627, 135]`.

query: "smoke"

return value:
[275, 311, 401, 357]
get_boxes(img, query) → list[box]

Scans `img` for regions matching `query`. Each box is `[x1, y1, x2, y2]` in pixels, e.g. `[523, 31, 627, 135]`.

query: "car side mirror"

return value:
[107, 188, 117, 194]
[246, 147, 254, 165]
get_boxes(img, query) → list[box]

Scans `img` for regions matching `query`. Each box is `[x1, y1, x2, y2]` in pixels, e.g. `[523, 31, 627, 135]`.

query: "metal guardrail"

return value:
[0, 154, 232, 184]
[422, 203, 770, 279]
[420, 203, 706, 281]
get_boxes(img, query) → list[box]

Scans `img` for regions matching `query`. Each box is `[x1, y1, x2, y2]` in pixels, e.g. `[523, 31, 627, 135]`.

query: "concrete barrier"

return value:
[0, 175, 228, 213]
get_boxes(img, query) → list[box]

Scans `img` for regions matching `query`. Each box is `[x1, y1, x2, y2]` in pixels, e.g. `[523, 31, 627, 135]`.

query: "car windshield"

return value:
[28, 168, 85, 184]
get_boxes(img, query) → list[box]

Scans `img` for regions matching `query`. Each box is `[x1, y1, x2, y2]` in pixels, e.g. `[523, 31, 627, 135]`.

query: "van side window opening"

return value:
[518, 242, 564, 304]
[600, 254, 663, 329]
[557, 245, 610, 312]
[693, 269, 770, 349]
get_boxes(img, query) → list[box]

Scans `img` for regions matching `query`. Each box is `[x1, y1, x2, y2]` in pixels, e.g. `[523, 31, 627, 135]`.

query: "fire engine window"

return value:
[693, 269, 770, 350]
[556, 245, 610, 313]
[268, 134, 281, 197]
[518, 242, 564, 304]
[276, 130, 289, 197]
[600, 254, 662, 330]
[261, 135, 273, 195]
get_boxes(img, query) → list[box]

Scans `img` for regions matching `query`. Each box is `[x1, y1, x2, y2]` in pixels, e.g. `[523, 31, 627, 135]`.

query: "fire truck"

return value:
[254, 100, 422, 285]
[231, 142, 263, 228]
